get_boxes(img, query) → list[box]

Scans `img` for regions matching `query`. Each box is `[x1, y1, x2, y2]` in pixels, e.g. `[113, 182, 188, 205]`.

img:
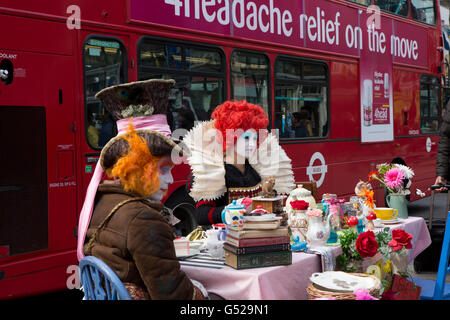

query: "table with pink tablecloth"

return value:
[181, 216, 431, 300]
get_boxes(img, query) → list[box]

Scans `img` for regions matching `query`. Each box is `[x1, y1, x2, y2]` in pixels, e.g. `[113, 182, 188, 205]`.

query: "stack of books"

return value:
[224, 224, 292, 270]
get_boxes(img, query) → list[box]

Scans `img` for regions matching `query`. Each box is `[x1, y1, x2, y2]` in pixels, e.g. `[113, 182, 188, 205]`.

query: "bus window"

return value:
[345, 0, 371, 6]
[274, 58, 328, 140]
[140, 42, 182, 69]
[83, 38, 126, 149]
[230, 51, 270, 116]
[186, 48, 222, 73]
[420, 75, 440, 133]
[138, 39, 225, 134]
[374, 0, 409, 17]
[411, 0, 436, 25]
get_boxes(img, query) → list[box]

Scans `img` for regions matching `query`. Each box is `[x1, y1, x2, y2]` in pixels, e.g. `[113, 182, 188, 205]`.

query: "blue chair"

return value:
[79, 256, 132, 300]
[414, 212, 450, 300]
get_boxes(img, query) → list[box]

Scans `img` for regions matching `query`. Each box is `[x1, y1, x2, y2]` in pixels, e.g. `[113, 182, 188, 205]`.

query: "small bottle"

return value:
[384, 73, 389, 99]
[363, 80, 373, 127]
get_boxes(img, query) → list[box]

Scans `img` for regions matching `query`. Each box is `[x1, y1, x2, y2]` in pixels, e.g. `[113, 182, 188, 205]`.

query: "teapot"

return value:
[221, 200, 246, 231]
[305, 209, 333, 247]
[286, 184, 317, 217]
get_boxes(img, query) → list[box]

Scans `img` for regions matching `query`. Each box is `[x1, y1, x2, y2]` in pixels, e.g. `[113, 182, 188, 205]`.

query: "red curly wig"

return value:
[211, 100, 269, 151]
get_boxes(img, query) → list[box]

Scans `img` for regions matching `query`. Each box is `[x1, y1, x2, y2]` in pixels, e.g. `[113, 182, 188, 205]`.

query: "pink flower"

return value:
[307, 209, 323, 217]
[354, 288, 378, 300]
[384, 167, 405, 189]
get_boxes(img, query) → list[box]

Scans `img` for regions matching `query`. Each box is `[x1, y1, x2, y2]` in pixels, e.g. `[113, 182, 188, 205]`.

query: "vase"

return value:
[341, 252, 382, 273]
[390, 250, 409, 275]
[386, 194, 408, 219]
[289, 210, 308, 242]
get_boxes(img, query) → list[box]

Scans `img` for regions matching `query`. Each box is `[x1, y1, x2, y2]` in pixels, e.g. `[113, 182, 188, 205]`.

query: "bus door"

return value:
[80, 32, 129, 201]
[0, 14, 77, 298]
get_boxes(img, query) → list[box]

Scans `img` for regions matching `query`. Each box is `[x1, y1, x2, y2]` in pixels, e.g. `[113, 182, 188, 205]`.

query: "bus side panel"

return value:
[328, 61, 360, 140]
[0, 15, 78, 299]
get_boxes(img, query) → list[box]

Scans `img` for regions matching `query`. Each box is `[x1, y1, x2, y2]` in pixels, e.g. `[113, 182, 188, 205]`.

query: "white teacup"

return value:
[205, 240, 225, 259]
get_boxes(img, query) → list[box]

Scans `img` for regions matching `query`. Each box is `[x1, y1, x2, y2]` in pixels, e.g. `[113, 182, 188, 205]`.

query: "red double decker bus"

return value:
[0, 0, 443, 298]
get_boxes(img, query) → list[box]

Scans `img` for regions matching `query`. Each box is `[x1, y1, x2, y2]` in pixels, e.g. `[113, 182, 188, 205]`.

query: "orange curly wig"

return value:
[211, 100, 269, 151]
[106, 123, 161, 197]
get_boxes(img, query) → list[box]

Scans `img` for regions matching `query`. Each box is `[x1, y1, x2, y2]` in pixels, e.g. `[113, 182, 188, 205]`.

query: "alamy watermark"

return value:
[66, 264, 81, 290]
[66, 5, 81, 30]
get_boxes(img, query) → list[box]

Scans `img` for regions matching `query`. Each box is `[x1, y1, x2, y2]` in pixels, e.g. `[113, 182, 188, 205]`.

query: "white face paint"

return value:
[148, 158, 174, 201]
[235, 130, 258, 160]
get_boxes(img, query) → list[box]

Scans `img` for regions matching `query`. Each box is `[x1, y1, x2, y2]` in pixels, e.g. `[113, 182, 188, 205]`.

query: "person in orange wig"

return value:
[77, 79, 206, 300]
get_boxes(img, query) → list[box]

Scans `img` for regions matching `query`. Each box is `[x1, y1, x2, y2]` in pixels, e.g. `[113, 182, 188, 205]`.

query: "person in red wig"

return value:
[184, 100, 295, 226]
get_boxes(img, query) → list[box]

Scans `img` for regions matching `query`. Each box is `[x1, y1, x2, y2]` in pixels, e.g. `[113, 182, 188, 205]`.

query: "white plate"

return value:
[244, 214, 281, 222]
[310, 271, 376, 293]
[380, 218, 402, 224]
[176, 248, 200, 258]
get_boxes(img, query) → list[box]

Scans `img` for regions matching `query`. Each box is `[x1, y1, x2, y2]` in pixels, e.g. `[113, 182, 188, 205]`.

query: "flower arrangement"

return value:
[337, 227, 412, 272]
[337, 227, 414, 295]
[368, 163, 414, 195]
[290, 200, 309, 211]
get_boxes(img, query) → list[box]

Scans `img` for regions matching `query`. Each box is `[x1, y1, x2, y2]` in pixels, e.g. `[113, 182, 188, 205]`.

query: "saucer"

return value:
[373, 219, 383, 227]
[380, 217, 402, 224]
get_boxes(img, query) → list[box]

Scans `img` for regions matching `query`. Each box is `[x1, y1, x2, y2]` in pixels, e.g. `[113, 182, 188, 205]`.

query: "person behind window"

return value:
[87, 113, 99, 148]
[77, 79, 207, 300]
[292, 110, 313, 137]
[98, 113, 118, 148]
[177, 108, 195, 131]
[184, 100, 295, 226]
[411, 2, 419, 20]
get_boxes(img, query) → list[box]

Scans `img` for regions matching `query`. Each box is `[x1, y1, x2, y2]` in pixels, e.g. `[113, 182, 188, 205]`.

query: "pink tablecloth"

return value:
[181, 216, 431, 300]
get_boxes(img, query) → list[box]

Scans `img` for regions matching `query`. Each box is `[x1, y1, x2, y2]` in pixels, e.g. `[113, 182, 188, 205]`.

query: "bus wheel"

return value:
[171, 202, 198, 237]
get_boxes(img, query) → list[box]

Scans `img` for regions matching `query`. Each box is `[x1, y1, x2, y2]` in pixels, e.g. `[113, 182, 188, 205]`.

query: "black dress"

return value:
[188, 160, 262, 226]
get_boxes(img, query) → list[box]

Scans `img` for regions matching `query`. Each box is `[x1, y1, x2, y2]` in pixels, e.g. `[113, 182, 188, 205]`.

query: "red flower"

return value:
[355, 231, 379, 258]
[368, 171, 379, 183]
[290, 200, 309, 211]
[381, 289, 396, 300]
[388, 229, 413, 252]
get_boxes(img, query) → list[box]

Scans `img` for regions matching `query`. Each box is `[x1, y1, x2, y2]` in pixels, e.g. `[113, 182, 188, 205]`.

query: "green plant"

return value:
[336, 229, 361, 272]
[375, 227, 391, 259]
